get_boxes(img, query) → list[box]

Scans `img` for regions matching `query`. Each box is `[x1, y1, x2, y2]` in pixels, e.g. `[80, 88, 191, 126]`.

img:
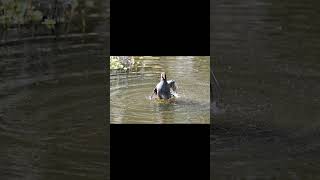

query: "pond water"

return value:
[0, 36, 109, 180]
[211, 0, 320, 179]
[0, 0, 109, 179]
[110, 56, 210, 124]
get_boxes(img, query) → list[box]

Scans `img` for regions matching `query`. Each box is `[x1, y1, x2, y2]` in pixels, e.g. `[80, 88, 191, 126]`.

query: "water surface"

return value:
[0, 0, 109, 179]
[110, 56, 210, 124]
[211, 0, 320, 179]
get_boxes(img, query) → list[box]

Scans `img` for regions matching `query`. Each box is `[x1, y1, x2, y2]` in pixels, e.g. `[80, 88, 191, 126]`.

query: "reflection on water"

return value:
[0, 0, 109, 179]
[211, 0, 320, 179]
[110, 56, 210, 124]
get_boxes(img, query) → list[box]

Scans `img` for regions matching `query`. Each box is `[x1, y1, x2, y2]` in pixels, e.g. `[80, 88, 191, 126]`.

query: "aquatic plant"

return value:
[0, 13, 10, 29]
[0, 0, 105, 39]
[0, 0, 26, 39]
[5, 0, 25, 33]
[30, 9, 43, 22]
[42, 18, 56, 30]
[63, 0, 78, 33]
[24, 5, 43, 37]
[63, 0, 99, 34]
[0, 0, 17, 39]
[80, 9, 86, 33]
[79, 0, 94, 33]
[110, 57, 124, 70]
[110, 56, 137, 70]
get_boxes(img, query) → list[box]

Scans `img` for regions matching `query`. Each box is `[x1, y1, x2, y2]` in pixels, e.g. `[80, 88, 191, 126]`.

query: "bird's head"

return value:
[160, 72, 167, 81]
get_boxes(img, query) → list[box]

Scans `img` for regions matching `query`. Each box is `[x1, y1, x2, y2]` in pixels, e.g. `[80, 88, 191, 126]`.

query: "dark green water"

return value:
[0, 0, 109, 179]
[211, 0, 320, 179]
[110, 56, 210, 124]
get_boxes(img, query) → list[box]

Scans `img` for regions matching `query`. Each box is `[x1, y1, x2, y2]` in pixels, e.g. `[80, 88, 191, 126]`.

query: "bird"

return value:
[151, 72, 177, 100]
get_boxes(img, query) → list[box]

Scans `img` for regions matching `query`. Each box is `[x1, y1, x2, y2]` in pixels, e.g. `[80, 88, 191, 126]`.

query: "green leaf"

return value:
[31, 10, 43, 22]
[42, 18, 56, 29]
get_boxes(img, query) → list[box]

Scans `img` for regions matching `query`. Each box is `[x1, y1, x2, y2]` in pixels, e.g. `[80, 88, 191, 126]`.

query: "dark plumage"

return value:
[151, 72, 177, 100]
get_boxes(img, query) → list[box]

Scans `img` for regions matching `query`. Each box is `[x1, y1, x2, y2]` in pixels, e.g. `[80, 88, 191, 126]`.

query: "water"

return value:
[211, 0, 320, 179]
[0, 0, 109, 179]
[110, 56, 210, 124]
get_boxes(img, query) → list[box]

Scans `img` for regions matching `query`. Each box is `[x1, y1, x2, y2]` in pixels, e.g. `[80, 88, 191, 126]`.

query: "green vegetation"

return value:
[110, 56, 125, 70]
[42, 18, 56, 30]
[0, 0, 22, 37]
[0, 0, 104, 40]
[110, 56, 159, 70]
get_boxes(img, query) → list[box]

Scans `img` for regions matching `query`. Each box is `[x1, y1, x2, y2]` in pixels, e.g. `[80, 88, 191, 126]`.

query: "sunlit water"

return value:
[110, 56, 210, 124]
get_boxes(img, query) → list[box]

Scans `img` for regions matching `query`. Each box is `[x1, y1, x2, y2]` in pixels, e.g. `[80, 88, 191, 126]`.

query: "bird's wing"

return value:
[168, 80, 176, 91]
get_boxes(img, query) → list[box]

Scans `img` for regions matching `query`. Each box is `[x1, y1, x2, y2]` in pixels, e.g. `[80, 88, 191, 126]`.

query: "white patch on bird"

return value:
[171, 91, 180, 98]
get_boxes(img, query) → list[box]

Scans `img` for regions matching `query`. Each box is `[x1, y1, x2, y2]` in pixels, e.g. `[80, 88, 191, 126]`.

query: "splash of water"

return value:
[148, 94, 177, 104]
[171, 91, 180, 98]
